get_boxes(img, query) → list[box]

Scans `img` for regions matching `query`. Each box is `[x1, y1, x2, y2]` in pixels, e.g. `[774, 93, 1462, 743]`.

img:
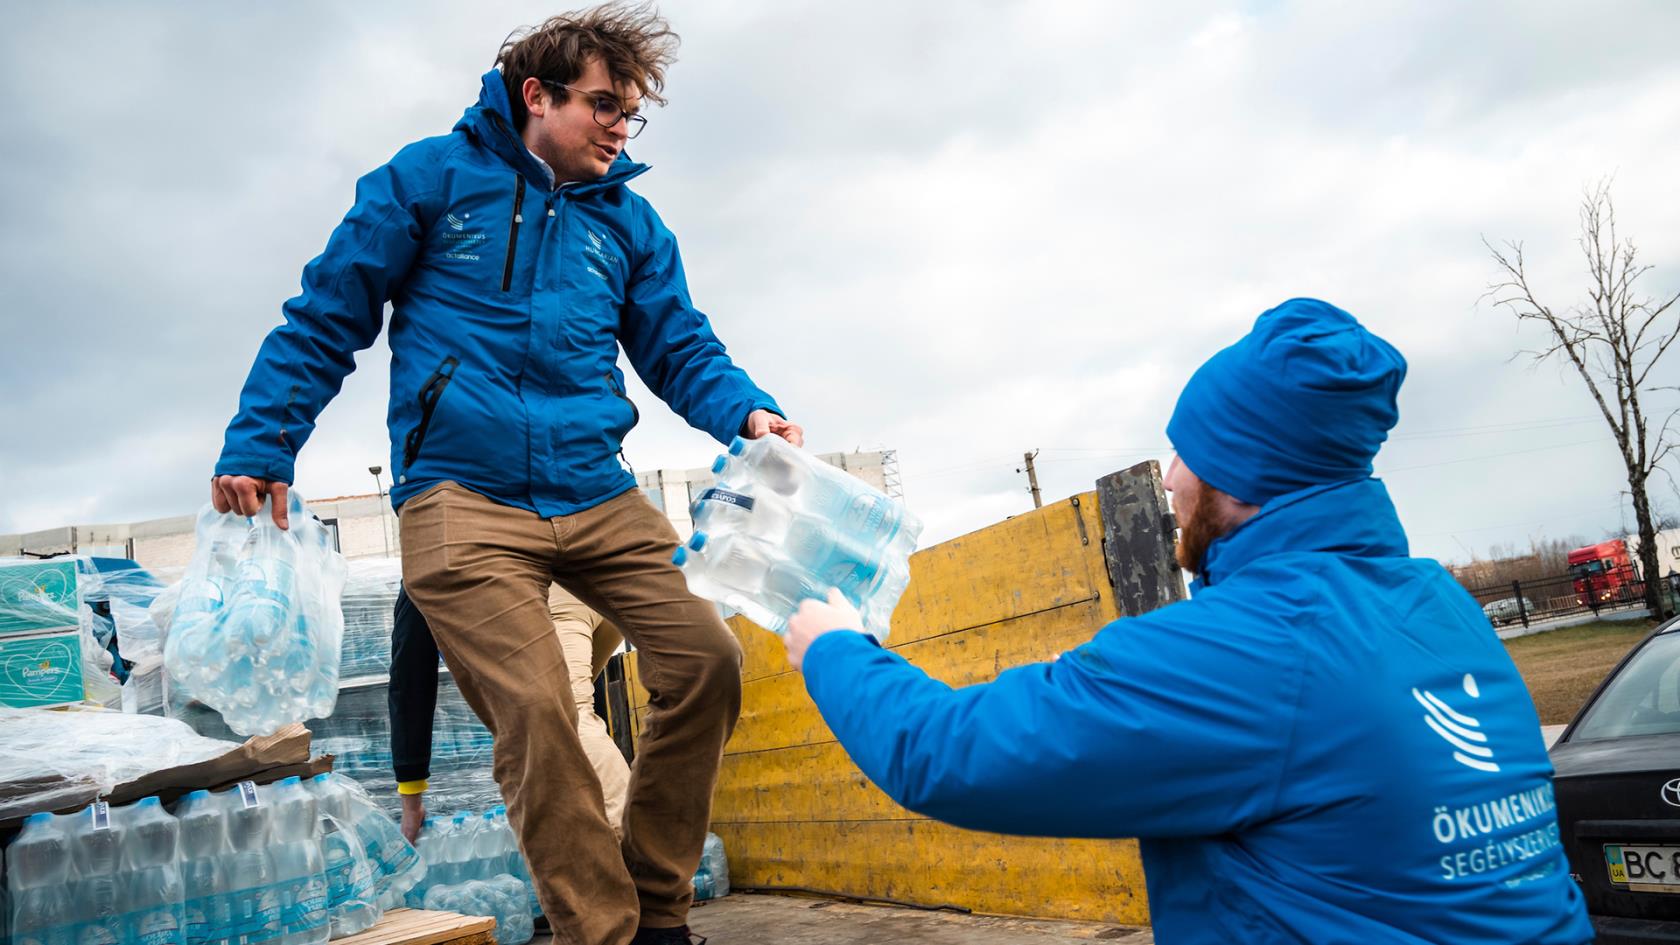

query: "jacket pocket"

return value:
[402, 356, 460, 470]
[500, 175, 526, 293]
[606, 371, 640, 426]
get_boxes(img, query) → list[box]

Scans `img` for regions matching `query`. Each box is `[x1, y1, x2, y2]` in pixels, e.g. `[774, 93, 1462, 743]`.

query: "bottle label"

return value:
[280, 874, 329, 933]
[699, 488, 754, 511]
[238, 781, 260, 808]
[232, 886, 280, 942]
[91, 800, 111, 830]
[134, 908, 186, 945]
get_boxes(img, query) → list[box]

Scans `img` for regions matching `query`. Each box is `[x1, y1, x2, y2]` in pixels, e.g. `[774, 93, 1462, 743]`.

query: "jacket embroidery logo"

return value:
[442, 211, 487, 261]
[1413, 674, 1500, 773]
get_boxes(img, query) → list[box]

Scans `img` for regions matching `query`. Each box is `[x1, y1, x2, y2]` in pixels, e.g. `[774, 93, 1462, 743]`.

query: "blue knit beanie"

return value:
[1165, 298, 1407, 506]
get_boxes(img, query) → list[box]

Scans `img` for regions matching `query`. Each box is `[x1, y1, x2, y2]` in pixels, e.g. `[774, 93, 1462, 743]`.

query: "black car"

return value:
[1551, 615, 1680, 943]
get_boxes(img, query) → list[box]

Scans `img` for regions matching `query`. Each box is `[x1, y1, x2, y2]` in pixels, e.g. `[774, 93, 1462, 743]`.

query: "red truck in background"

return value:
[1568, 538, 1645, 608]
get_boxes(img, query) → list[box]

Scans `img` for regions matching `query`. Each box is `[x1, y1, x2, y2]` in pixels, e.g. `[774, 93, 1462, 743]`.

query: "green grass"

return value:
[1504, 619, 1659, 725]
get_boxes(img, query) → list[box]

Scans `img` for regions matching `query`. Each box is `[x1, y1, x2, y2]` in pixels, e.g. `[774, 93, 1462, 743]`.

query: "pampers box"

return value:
[0, 558, 82, 637]
[0, 629, 85, 707]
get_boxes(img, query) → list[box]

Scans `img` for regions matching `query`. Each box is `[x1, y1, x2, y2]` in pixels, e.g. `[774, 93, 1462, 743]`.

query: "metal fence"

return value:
[1462, 569, 1657, 631]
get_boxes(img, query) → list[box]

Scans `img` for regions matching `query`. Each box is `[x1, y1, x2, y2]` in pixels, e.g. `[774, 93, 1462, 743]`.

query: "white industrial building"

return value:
[1, 449, 900, 571]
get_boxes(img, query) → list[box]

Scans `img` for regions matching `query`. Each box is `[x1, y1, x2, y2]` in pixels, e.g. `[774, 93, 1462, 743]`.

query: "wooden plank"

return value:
[333, 908, 496, 945]
[716, 820, 1150, 926]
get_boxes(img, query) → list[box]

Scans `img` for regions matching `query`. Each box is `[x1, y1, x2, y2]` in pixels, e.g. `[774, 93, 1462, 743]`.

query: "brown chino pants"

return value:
[400, 482, 741, 945]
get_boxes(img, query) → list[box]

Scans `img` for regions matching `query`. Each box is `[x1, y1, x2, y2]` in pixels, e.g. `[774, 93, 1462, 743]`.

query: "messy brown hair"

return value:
[497, 2, 680, 129]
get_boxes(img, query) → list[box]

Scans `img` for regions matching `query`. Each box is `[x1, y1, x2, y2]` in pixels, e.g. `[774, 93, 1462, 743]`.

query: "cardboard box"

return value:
[0, 629, 84, 708]
[0, 559, 82, 637]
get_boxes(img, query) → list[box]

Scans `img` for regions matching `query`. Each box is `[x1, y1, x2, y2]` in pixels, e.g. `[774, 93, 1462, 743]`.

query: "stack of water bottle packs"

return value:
[675, 436, 922, 641]
[408, 807, 536, 945]
[335, 559, 403, 681]
[162, 493, 348, 736]
[5, 773, 422, 945]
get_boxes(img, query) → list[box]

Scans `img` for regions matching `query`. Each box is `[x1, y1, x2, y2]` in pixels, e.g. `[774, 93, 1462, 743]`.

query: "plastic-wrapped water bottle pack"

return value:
[674, 436, 922, 641]
[692, 832, 730, 902]
[5, 772, 422, 945]
[162, 492, 348, 736]
[409, 807, 535, 943]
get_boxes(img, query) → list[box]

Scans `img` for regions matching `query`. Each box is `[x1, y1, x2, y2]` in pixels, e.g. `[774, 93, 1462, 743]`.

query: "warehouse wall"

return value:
[625, 492, 1154, 925]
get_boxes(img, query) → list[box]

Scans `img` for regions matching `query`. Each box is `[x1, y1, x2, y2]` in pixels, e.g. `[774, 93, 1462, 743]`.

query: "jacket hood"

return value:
[456, 68, 648, 193]
[1193, 477, 1410, 591]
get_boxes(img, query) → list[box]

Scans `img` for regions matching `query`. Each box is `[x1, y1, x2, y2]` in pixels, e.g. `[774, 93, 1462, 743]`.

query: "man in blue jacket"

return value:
[209, 8, 796, 944]
[786, 299, 1591, 944]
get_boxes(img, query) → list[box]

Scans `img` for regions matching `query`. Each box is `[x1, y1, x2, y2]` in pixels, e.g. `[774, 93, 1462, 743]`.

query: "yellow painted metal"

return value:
[621, 493, 1149, 925]
[714, 820, 1149, 926]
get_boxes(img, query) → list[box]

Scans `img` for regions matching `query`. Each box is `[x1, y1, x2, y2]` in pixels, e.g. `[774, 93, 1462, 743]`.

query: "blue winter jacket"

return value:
[217, 71, 781, 515]
[804, 478, 1592, 944]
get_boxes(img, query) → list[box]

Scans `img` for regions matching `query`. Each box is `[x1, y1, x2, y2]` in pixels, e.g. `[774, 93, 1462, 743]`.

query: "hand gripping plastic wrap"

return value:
[162, 493, 349, 736]
[673, 436, 922, 641]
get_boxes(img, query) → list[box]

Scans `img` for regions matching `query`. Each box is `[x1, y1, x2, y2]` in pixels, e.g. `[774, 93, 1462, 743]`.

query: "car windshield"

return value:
[1570, 628, 1680, 740]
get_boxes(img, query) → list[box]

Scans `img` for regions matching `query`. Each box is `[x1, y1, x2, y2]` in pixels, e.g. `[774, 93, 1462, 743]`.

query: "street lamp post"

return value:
[369, 465, 391, 557]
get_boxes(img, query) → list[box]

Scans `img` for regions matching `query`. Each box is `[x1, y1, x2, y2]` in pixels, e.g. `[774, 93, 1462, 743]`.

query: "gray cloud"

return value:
[3, 0, 1678, 566]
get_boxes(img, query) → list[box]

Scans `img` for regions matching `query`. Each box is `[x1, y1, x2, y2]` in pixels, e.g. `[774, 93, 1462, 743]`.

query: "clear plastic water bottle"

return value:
[266, 779, 327, 945]
[221, 784, 280, 945]
[302, 775, 378, 937]
[700, 832, 729, 898]
[121, 797, 185, 945]
[174, 791, 232, 945]
[69, 803, 126, 945]
[674, 532, 779, 630]
[7, 812, 76, 945]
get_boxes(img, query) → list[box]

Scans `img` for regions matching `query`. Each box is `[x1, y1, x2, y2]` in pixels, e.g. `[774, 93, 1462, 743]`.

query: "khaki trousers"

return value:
[401, 483, 741, 945]
[548, 584, 629, 840]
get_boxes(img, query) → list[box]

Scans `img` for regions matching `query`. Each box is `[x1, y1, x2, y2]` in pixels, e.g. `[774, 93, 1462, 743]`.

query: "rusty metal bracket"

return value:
[1095, 460, 1186, 618]
[1069, 495, 1090, 546]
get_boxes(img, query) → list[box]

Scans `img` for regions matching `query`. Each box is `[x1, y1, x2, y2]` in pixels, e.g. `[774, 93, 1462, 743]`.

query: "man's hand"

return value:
[784, 589, 864, 672]
[744, 409, 804, 447]
[211, 475, 290, 530]
[400, 793, 426, 845]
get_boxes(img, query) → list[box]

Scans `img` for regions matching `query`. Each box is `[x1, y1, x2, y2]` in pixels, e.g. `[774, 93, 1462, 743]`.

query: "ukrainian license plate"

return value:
[1606, 844, 1680, 892]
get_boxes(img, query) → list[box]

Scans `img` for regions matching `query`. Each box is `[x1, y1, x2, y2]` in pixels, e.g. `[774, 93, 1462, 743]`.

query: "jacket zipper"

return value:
[606, 371, 640, 426]
[501, 175, 526, 292]
[403, 356, 460, 470]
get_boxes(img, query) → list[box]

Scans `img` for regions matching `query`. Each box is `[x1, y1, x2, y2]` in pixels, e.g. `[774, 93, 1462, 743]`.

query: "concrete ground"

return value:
[691, 894, 1151, 943]
[533, 893, 1153, 943]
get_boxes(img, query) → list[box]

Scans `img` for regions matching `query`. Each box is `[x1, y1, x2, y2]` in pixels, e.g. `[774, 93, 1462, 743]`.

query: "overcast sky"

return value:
[2, 0, 1678, 566]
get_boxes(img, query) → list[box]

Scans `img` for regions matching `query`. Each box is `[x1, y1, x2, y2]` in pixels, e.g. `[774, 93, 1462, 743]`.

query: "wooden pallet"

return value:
[334, 908, 498, 945]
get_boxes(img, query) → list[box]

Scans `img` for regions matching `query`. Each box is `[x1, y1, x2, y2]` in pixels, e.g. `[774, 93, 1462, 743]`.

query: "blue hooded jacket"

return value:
[804, 479, 1591, 943]
[217, 70, 781, 515]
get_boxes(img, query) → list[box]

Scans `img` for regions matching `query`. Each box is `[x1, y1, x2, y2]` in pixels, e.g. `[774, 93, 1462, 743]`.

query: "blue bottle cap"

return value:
[689, 532, 708, 552]
[728, 436, 745, 456]
[185, 789, 210, 801]
[279, 776, 300, 786]
[312, 773, 329, 783]
[711, 455, 727, 475]
[137, 796, 160, 808]
[672, 546, 688, 568]
[24, 811, 51, 825]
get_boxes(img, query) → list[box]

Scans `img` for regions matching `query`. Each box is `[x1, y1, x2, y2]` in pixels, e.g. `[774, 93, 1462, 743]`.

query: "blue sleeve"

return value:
[801, 609, 1303, 839]
[619, 203, 782, 444]
[216, 143, 444, 482]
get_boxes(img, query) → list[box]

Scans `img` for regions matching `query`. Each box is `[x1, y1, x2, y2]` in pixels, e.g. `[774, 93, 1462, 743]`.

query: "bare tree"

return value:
[1484, 180, 1680, 618]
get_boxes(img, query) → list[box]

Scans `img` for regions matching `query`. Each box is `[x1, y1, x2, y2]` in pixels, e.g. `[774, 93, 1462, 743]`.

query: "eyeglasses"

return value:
[541, 80, 647, 139]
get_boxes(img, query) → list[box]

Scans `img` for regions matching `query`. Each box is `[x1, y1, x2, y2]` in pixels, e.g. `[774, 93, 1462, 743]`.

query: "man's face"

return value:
[523, 57, 640, 183]
[1165, 455, 1250, 574]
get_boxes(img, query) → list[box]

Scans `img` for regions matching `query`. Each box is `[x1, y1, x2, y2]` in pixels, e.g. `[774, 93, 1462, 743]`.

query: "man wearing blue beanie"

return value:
[784, 299, 1592, 944]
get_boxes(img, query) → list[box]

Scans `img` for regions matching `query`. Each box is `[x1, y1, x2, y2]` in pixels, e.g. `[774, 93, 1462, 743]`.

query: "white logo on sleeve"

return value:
[1413, 674, 1500, 773]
